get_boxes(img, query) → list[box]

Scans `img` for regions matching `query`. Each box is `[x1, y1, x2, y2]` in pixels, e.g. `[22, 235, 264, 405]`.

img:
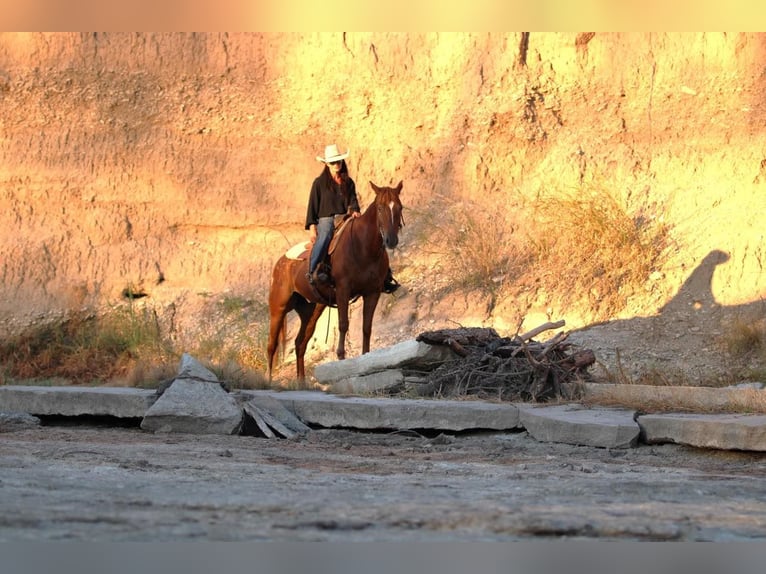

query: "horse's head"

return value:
[370, 180, 404, 249]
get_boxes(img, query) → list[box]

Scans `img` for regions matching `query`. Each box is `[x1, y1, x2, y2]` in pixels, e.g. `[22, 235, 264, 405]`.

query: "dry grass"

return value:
[409, 196, 530, 296]
[0, 305, 175, 385]
[0, 294, 275, 389]
[581, 383, 766, 414]
[521, 181, 670, 321]
[723, 317, 765, 358]
[0, 286, 351, 391]
[719, 317, 766, 383]
[593, 350, 697, 387]
[412, 178, 669, 323]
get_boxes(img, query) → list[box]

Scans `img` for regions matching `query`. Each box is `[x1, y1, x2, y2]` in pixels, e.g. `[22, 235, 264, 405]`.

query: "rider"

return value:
[305, 144, 399, 293]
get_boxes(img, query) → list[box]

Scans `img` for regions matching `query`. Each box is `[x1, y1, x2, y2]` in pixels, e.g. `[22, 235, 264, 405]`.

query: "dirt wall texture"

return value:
[0, 32, 763, 350]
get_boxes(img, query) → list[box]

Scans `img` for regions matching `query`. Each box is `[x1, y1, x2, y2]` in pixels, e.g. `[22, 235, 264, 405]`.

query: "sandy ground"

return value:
[2, 422, 766, 542]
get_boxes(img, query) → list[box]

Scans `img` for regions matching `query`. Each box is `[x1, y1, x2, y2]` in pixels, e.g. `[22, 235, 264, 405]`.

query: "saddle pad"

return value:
[285, 241, 311, 260]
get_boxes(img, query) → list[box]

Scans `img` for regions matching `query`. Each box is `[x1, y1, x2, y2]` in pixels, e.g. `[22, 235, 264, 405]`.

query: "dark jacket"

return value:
[304, 172, 360, 229]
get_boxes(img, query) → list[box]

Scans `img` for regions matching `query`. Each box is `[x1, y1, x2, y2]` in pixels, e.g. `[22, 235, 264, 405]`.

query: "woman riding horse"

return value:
[268, 179, 405, 382]
[305, 144, 398, 293]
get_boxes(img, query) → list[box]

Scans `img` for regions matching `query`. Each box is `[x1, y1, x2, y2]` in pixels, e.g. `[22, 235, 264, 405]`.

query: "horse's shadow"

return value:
[568, 249, 765, 381]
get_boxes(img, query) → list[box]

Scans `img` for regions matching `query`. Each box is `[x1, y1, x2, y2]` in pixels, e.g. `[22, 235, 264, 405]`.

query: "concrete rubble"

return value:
[239, 393, 312, 438]
[518, 404, 640, 449]
[139, 353, 243, 435]
[238, 390, 521, 432]
[313, 339, 458, 387]
[0, 343, 765, 451]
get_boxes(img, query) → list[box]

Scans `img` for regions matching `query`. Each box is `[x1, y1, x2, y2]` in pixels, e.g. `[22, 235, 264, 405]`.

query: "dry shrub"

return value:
[192, 294, 272, 374]
[0, 289, 280, 388]
[411, 179, 669, 323]
[411, 196, 532, 295]
[522, 182, 669, 320]
[719, 317, 766, 383]
[0, 305, 175, 385]
[723, 318, 765, 358]
[450, 208, 526, 291]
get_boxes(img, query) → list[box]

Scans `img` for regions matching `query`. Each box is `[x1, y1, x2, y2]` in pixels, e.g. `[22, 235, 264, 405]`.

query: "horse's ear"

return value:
[396, 180, 403, 193]
[369, 181, 380, 193]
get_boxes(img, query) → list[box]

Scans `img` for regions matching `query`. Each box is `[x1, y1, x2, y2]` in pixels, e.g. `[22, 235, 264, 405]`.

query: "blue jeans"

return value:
[309, 216, 334, 274]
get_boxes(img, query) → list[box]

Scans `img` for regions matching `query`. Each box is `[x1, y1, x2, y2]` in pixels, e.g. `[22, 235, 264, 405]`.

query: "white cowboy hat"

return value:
[316, 144, 349, 163]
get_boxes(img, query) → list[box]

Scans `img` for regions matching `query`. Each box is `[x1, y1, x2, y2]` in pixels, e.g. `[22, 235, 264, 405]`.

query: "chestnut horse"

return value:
[267, 180, 404, 381]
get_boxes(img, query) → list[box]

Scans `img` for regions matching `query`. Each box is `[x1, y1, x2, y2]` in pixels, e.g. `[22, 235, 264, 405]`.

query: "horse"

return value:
[267, 180, 404, 382]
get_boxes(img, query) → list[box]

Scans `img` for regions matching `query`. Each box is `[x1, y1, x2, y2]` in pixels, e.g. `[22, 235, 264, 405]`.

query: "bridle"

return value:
[376, 198, 404, 244]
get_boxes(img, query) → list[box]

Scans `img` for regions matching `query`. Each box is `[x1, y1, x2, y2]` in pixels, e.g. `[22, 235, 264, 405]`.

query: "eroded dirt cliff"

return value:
[1, 33, 764, 380]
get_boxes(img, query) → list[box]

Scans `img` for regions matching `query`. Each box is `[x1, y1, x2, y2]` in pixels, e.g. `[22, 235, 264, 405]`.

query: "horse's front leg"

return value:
[361, 292, 381, 354]
[335, 296, 351, 360]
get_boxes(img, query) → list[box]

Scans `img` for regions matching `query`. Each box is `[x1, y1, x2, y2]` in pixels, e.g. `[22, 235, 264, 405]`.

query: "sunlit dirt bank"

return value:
[0, 33, 763, 376]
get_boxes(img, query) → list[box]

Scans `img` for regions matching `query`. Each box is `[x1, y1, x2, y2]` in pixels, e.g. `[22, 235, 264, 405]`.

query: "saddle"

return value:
[285, 214, 353, 262]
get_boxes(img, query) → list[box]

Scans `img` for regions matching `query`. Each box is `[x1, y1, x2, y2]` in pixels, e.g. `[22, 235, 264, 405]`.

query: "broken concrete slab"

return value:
[242, 401, 300, 439]
[236, 393, 311, 435]
[243, 390, 521, 432]
[0, 385, 156, 418]
[141, 355, 242, 435]
[313, 339, 458, 384]
[638, 413, 766, 452]
[141, 379, 243, 434]
[328, 369, 404, 395]
[518, 404, 640, 449]
[4, 382, 766, 452]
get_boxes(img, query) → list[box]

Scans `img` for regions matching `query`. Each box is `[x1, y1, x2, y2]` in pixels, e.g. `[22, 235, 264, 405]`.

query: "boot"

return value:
[382, 268, 400, 294]
[316, 270, 330, 285]
[309, 266, 330, 286]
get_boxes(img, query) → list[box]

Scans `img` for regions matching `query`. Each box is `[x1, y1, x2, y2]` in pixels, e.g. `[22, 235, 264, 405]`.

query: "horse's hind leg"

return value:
[267, 305, 289, 382]
[293, 299, 325, 381]
[267, 269, 296, 381]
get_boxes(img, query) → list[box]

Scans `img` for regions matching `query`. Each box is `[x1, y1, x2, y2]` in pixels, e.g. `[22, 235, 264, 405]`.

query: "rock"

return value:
[328, 369, 404, 395]
[0, 411, 41, 432]
[314, 339, 459, 384]
[140, 355, 242, 435]
[176, 353, 220, 383]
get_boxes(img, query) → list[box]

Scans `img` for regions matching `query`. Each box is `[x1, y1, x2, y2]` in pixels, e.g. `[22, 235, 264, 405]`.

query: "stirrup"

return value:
[383, 277, 400, 294]
[316, 271, 330, 285]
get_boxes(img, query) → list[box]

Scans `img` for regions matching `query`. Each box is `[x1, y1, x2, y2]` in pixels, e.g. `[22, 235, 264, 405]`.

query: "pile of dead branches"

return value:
[414, 321, 595, 402]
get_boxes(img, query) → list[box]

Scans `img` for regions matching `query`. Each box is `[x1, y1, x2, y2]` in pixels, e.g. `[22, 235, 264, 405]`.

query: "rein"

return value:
[315, 192, 402, 306]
